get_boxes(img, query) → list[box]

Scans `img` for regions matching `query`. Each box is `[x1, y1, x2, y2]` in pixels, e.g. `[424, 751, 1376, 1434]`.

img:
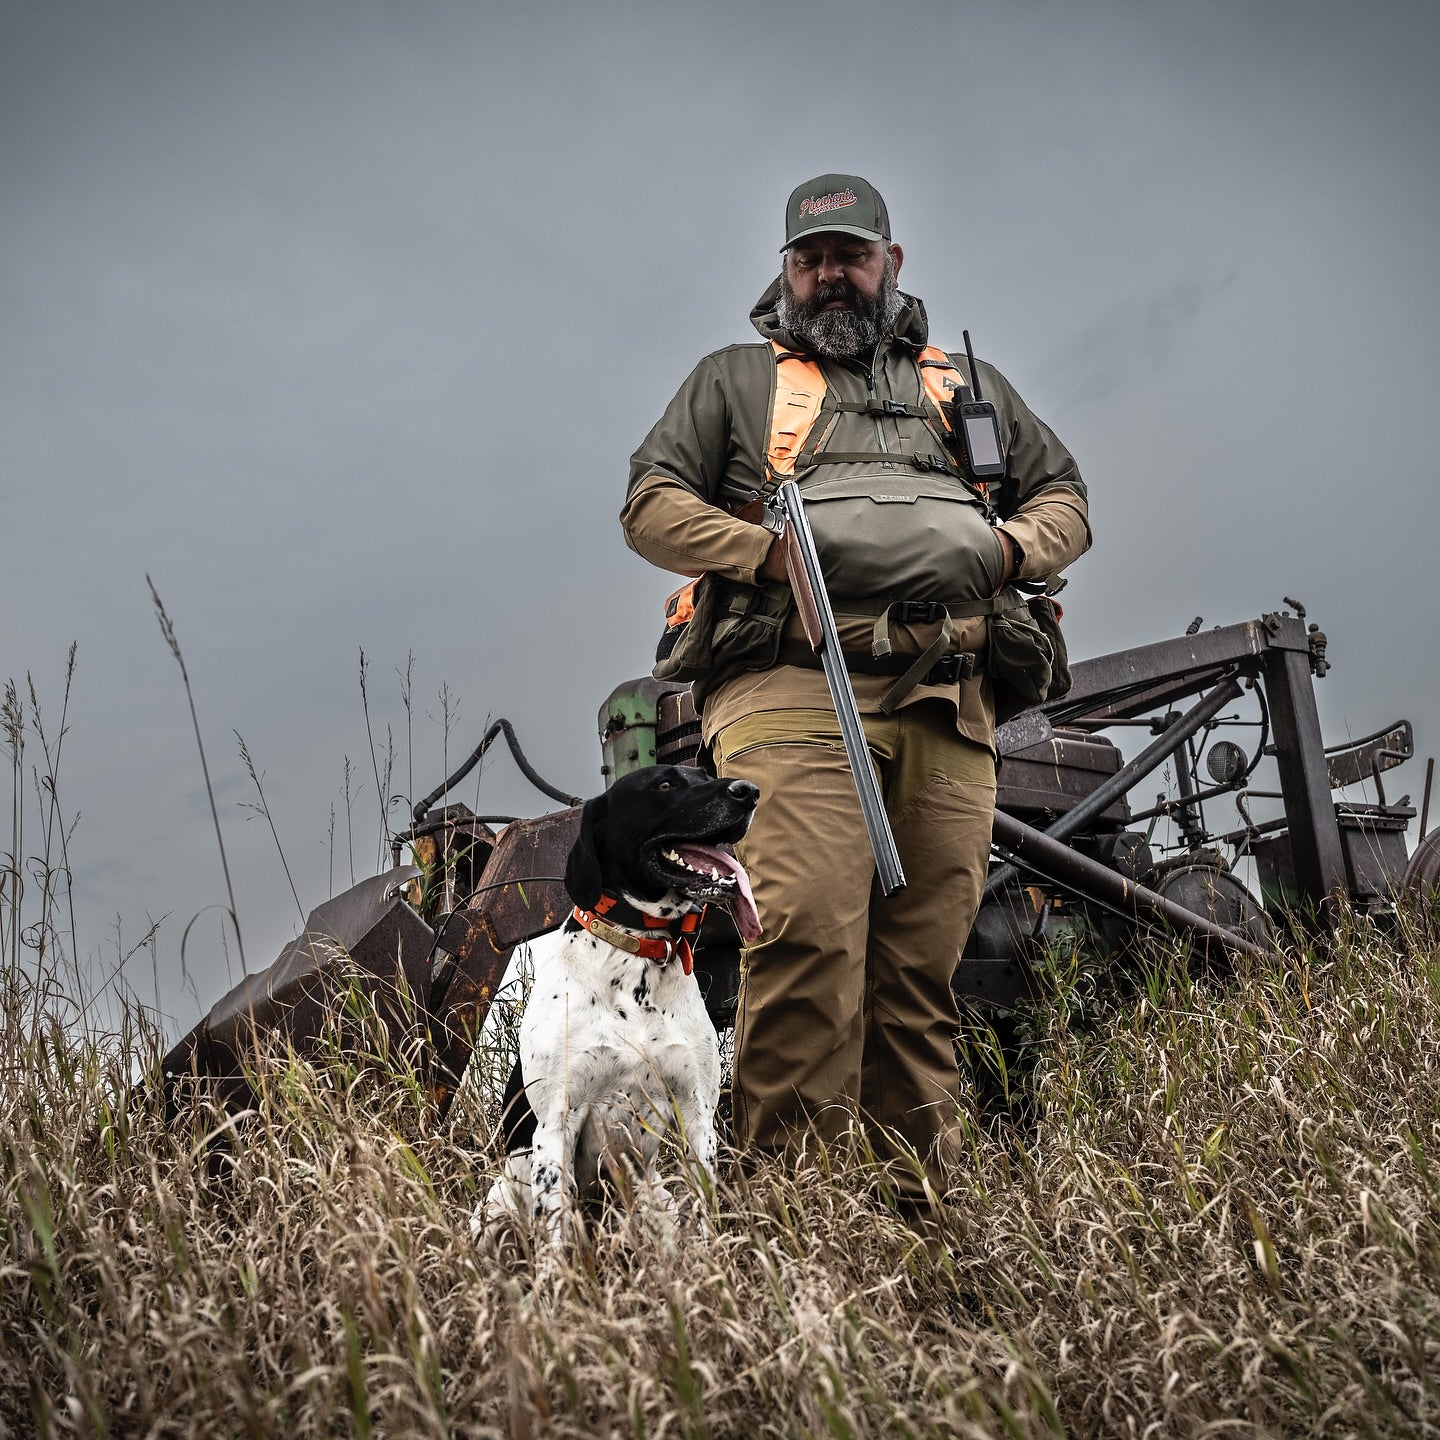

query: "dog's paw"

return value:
[687, 1195, 714, 1245]
[471, 1202, 529, 1271]
[630, 1195, 681, 1257]
[471, 1155, 535, 1268]
[671, 1181, 716, 1245]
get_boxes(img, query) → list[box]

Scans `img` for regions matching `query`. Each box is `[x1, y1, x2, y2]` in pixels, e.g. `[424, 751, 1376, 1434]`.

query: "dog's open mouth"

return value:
[651, 840, 762, 942]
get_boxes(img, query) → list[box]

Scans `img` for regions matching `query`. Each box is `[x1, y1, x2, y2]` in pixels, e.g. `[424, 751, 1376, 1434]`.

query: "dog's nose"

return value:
[728, 779, 760, 804]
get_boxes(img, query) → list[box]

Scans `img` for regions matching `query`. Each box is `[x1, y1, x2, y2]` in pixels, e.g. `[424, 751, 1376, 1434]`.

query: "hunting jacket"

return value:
[622, 279, 1092, 752]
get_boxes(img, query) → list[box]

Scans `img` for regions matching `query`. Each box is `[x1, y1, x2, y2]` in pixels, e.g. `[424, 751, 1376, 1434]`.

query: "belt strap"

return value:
[803, 448, 960, 476]
[871, 605, 952, 714]
[774, 588, 1020, 709]
[863, 594, 1011, 655]
[775, 637, 976, 693]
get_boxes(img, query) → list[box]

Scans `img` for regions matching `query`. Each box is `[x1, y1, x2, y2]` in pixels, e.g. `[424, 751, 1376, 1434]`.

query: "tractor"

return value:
[161, 600, 1437, 1117]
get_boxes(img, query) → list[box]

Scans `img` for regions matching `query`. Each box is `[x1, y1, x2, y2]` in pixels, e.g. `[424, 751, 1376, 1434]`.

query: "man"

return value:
[621, 174, 1090, 1208]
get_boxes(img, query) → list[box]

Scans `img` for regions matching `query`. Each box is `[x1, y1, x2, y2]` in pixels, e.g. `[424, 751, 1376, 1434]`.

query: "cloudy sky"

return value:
[3, 0, 1437, 1030]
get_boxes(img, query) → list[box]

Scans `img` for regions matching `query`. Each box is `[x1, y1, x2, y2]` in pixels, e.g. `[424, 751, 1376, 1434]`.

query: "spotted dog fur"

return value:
[472, 765, 761, 1254]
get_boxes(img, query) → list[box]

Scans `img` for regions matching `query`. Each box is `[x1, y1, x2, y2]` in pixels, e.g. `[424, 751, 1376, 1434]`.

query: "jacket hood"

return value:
[749, 276, 931, 352]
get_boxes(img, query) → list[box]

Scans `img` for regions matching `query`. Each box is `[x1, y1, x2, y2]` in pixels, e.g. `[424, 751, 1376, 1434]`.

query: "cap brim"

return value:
[781, 223, 888, 251]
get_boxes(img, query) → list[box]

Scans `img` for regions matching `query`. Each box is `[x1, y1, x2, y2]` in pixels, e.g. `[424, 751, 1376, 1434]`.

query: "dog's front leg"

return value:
[675, 1088, 719, 1240]
[528, 1109, 582, 1250]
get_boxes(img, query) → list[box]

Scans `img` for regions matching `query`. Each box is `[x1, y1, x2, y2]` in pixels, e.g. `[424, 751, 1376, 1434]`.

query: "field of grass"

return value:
[3, 908, 1439, 1439]
[4, 642, 1439, 1436]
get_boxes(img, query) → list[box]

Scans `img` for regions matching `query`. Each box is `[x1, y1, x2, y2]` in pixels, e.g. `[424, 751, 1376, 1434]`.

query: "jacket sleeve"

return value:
[971, 358, 1093, 581]
[621, 355, 774, 583]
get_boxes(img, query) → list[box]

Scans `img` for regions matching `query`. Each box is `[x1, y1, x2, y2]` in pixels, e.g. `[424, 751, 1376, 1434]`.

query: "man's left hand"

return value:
[995, 528, 1020, 590]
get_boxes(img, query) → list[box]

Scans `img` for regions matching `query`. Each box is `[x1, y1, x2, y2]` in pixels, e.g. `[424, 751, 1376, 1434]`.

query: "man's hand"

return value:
[994, 528, 1021, 591]
[758, 534, 790, 585]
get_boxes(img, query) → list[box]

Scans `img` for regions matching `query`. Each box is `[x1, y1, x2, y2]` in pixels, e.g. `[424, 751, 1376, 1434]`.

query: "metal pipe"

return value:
[990, 810, 1270, 963]
[1215, 814, 1291, 848]
[986, 674, 1244, 897]
[412, 718, 582, 823]
[1172, 734, 1208, 849]
[1422, 757, 1435, 841]
[1127, 777, 1239, 826]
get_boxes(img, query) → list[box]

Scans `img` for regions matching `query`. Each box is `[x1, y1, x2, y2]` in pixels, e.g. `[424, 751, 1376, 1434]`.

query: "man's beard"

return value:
[776, 252, 904, 360]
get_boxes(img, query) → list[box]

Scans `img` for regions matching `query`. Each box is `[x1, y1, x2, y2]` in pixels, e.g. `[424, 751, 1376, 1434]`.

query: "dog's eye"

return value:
[656, 780, 673, 791]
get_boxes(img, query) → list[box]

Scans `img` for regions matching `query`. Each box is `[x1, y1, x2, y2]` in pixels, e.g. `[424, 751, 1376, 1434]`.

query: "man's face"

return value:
[776, 232, 905, 360]
[782, 234, 901, 310]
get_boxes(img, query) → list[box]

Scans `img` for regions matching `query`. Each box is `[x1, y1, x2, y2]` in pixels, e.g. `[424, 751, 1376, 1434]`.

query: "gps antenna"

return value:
[963, 329, 985, 401]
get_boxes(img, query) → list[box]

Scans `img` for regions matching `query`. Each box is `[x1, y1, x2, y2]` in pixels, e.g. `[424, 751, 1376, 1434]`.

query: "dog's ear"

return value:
[565, 792, 608, 910]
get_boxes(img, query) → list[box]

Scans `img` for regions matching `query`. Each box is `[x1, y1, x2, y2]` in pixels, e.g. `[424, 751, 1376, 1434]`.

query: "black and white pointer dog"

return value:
[473, 764, 762, 1252]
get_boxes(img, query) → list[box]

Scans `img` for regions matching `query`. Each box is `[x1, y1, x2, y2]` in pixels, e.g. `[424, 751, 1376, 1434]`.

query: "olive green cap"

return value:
[782, 173, 891, 250]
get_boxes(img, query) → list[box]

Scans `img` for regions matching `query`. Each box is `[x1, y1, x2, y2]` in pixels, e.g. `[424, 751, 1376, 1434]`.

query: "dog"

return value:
[473, 764, 762, 1253]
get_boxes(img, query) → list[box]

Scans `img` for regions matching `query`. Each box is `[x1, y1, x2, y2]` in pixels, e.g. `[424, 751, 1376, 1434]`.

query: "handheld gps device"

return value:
[950, 330, 1007, 482]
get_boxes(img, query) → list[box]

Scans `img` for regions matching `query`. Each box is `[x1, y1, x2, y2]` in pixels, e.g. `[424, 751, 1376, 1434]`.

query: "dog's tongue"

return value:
[671, 844, 763, 942]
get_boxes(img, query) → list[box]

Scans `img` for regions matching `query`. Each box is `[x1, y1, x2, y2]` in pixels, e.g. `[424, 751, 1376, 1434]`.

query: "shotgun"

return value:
[767, 481, 906, 895]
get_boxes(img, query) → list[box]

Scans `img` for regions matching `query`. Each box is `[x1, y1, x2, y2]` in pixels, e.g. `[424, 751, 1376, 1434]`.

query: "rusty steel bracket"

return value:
[1033, 608, 1348, 919]
[990, 810, 1270, 963]
[987, 675, 1245, 900]
[425, 805, 581, 1115]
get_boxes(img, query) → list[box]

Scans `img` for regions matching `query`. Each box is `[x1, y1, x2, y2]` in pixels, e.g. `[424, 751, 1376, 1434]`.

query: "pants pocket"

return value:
[711, 710, 846, 772]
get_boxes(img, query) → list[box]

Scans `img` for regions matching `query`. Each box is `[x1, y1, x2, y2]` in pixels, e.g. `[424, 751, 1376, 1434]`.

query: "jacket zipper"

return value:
[863, 353, 891, 463]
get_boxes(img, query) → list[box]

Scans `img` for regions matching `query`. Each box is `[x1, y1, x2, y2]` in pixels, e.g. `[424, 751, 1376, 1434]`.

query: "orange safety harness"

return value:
[570, 894, 704, 975]
[768, 339, 984, 496]
[662, 340, 985, 635]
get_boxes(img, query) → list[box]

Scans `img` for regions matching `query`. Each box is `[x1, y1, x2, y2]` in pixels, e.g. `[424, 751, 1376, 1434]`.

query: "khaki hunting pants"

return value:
[711, 700, 995, 1202]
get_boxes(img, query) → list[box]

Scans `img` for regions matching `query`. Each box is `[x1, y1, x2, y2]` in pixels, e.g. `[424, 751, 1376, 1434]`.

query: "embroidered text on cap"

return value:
[798, 188, 858, 220]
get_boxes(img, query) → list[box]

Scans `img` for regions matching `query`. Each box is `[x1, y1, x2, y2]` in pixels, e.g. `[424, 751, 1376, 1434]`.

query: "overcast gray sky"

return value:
[3, 0, 1438, 1030]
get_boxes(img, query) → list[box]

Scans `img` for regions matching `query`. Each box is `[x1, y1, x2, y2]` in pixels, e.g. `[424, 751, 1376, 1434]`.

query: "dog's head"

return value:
[565, 765, 762, 941]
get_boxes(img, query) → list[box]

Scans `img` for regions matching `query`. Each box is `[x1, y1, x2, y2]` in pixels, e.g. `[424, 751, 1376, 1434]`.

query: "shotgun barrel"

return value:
[772, 480, 906, 895]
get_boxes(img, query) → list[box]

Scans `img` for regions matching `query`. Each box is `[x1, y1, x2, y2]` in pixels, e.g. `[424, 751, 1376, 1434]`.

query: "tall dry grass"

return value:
[3, 910, 1439, 1438]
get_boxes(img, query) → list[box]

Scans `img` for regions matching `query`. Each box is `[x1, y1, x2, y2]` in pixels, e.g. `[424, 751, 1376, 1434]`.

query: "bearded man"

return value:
[621, 174, 1090, 1212]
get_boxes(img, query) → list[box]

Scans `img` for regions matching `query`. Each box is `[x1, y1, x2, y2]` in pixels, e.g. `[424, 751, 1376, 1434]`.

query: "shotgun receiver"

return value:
[767, 480, 906, 895]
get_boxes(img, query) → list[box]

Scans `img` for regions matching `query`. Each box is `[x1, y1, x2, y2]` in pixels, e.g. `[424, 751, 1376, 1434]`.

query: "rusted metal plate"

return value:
[161, 868, 433, 1111]
[1335, 804, 1413, 901]
[427, 806, 582, 1114]
[397, 804, 498, 922]
[437, 807, 579, 957]
[1325, 721, 1414, 792]
[1261, 645, 1347, 912]
[1008, 730, 1124, 773]
[997, 730, 1131, 825]
[995, 711, 1054, 756]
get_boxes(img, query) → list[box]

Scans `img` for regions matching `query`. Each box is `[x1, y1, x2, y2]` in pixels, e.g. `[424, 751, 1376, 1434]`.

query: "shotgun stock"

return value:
[770, 481, 906, 895]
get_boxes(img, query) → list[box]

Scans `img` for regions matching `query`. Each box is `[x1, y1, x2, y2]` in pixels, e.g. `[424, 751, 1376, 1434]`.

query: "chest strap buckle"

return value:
[897, 600, 946, 625]
[913, 451, 956, 474]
